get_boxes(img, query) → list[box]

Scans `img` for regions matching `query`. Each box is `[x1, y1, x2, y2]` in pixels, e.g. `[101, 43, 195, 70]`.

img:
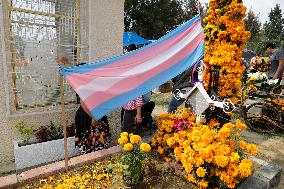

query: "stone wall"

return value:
[0, 0, 124, 167]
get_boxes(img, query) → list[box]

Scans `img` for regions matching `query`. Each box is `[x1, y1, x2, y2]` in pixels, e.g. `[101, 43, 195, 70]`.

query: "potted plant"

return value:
[14, 121, 80, 170]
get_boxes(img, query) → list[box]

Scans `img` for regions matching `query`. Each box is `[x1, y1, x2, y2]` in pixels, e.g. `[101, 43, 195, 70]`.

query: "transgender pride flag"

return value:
[59, 15, 204, 119]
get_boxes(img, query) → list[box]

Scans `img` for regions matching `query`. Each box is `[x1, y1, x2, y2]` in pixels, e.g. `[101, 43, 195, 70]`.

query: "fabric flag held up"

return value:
[59, 15, 205, 119]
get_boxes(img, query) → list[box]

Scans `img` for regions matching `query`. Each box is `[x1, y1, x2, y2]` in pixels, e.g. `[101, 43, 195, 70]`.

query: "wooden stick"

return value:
[60, 75, 68, 171]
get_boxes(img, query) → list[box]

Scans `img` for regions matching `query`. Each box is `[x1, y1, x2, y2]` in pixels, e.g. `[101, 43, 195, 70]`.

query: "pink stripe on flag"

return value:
[83, 33, 204, 111]
[66, 20, 201, 89]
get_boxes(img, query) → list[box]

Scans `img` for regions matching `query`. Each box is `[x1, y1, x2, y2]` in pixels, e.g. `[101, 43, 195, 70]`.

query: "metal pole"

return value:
[60, 75, 68, 171]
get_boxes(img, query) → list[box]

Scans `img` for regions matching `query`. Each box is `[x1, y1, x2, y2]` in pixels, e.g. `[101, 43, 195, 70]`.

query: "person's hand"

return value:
[135, 114, 142, 124]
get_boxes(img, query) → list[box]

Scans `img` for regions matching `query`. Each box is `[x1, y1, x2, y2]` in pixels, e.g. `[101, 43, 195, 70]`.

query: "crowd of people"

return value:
[72, 42, 284, 154]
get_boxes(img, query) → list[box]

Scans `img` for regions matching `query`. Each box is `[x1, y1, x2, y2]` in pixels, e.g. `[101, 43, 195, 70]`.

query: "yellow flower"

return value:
[118, 136, 128, 145]
[167, 137, 175, 148]
[120, 132, 128, 138]
[196, 167, 207, 177]
[140, 143, 151, 153]
[230, 152, 240, 163]
[39, 179, 47, 184]
[123, 143, 133, 152]
[49, 176, 55, 182]
[130, 135, 141, 144]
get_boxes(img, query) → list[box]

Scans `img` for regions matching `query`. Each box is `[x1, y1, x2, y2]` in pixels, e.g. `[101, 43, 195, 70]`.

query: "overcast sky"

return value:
[198, 0, 284, 24]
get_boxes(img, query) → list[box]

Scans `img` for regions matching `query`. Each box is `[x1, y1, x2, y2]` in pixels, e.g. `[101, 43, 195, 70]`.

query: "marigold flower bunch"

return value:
[151, 108, 196, 160]
[152, 108, 258, 188]
[118, 132, 150, 153]
[203, 0, 250, 101]
[118, 132, 151, 184]
[174, 121, 257, 188]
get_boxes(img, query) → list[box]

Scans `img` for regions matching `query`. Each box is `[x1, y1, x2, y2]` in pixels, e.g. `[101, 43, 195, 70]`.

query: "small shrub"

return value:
[118, 132, 151, 184]
[15, 121, 34, 146]
[34, 122, 76, 143]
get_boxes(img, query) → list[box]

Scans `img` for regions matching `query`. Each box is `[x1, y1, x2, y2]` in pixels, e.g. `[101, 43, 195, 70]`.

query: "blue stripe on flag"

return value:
[90, 41, 205, 119]
[59, 15, 201, 77]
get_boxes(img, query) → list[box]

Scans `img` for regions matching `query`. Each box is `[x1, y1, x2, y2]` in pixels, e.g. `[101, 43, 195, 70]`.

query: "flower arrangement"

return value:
[203, 0, 250, 102]
[118, 132, 151, 184]
[152, 108, 258, 188]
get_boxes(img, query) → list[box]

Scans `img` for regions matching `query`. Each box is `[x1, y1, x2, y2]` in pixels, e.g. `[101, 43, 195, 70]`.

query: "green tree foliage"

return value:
[180, 0, 199, 19]
[263, 4, 284, 49]
[124, 0, 202, 40]
[244, 10, 262, 53]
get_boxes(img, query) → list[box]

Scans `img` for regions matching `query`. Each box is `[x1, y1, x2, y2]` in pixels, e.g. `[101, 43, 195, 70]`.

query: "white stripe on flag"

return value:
[77, 24, 203, 100]
[121, 25, 203, 76]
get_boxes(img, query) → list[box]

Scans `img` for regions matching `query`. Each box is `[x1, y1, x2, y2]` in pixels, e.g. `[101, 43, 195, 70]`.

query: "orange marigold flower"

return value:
[198, 180, 209, 189]
[235, 119, 247, 130]
[238, 158, 253, 178]
[151, 138, 157, 147]
[230, 152, 240, 163]
[130, 134, 141, 144]
[214, 155, 229, 168]
[187, 174, 197, 183]
[174, 147, 182, 160]
[123, 143, 133, 152]
[245, 144, 258, 155]
[118, 136, 128, 145]
[238, 140, 247, 149]
[196, 167, 207, 177]
[195, 156, 205, 167]
[157, 146, 164, 155]
[167, 137, 175, 148]
[233, 132, 240, 137]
